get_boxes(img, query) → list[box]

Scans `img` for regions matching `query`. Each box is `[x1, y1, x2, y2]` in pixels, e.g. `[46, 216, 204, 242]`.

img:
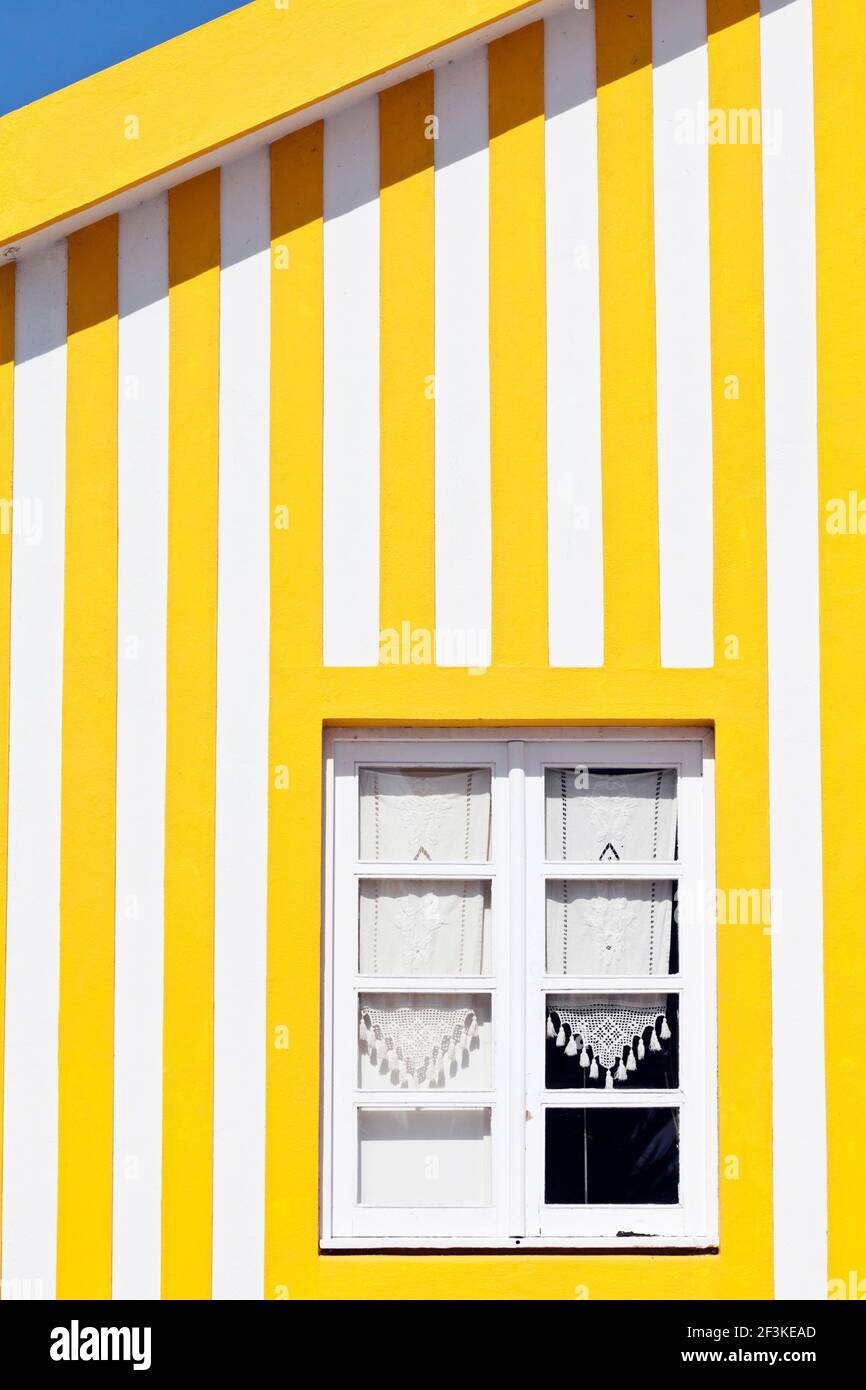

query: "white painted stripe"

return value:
[760, 0, 827, 1299]
[434, 54, 492, 670]
[323, 101, 380, 666]
[213, 150, 271, 1299]
[544, 3, 603, 668]
[1, 243, 67, 1300]
[112, 197, 169, 1301]
[652, 0, 714, 668]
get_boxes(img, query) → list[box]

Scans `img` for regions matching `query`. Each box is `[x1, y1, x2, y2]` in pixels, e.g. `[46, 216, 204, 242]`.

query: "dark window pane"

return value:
[544, 1107, 679, 1205]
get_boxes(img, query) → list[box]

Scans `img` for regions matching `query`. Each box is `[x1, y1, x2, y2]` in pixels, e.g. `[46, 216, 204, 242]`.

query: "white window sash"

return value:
[323, 728, 717, 1250]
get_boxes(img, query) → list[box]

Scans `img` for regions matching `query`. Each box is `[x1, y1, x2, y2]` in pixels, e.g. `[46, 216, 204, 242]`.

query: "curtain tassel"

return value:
[605, 1067, 614, 1089]
[637, 1038, 646, 1061]
[616, 1059, 628, 1082]
[556, 1025, 567, 1048]
[565, 1034, 578, 1057]
[626, 1051, 637, 1072]
[649, 1028, 661, 1053]
[659, 1016, 671, 1041]
[579, 1046, 590, 1068]
[546, 1016, 556, 1040]
[590, 1058, 599, 1080]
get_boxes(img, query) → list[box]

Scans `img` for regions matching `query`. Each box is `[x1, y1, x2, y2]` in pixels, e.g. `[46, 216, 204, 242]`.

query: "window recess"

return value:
[323, 730, 717, 1250]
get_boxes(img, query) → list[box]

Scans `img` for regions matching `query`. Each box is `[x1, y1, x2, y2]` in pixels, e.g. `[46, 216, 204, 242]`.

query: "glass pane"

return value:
[357, 1108, 492, 1206]
[359, 880, 492, 976]
[545, 879, 676, 975]
[359, 767, 491, 862]
[545, 993, 679, 1090]
[359, 993, 491, 1090]
[544, 1107, 679, 1205]
[545, 767, 677, 862]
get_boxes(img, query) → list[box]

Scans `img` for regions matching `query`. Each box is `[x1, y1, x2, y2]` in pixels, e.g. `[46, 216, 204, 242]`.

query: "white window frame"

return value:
[322, 727, 718, 1251]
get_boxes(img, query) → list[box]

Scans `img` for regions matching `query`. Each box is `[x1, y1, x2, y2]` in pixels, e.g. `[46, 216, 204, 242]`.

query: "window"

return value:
[322, 729, 717, 1249]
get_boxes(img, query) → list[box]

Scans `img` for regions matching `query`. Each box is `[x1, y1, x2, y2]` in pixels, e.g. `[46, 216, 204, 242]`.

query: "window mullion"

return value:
[507, 739, 526, 1238]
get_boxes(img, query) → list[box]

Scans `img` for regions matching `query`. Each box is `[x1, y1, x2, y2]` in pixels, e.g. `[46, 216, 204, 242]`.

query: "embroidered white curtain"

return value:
[359, 881, 489, 976]
[544, 768, 677, 1085]
[546, 880, 673, 975]
[359, 767, 491, 863]
[545, 768, 677, 977]
[358, 769, 492, 1088]
[359, 767, 491, 979]
[545, 768, 677, 862]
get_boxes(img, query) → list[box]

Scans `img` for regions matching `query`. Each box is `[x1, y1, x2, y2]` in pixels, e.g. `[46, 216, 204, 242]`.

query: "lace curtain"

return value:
[359, 768, 491, 978]
[358, 769, 491, 1088]
[545, 769, 677, 976]
[547, 995, 671, 1089]
[356, 765, 678, 1090]
[544, 769, 677, 1086]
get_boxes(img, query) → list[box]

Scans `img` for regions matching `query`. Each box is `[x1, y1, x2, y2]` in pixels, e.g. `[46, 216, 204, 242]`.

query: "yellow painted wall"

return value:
[260, 3, 773, 1300]
[1, 0, 862, 1302]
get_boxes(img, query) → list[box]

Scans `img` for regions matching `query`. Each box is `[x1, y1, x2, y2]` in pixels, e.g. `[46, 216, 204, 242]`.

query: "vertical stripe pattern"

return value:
[57, 214, 118, 1299]
[112, 195, 169, 1301]
[322, 101, 380, 667]
[266, 125, 324, 1299]
[0, 2, 841, 1299]
[544, 1, 603, 668]
[596, 0, 661, 670]
[379, 75, 435, 649]
[213, 150, 270, 1300]
[653, 0, 714, 668]
[759, 0, 827, 1299]
[489, 22, 548, 668]
[2, 244, 67, 1299]
[162, 170, 220, 1299]
[434, 52, 492, 669]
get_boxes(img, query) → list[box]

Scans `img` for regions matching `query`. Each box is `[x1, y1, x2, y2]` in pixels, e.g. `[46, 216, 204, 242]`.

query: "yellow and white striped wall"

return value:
[0, 0, 863, 1301]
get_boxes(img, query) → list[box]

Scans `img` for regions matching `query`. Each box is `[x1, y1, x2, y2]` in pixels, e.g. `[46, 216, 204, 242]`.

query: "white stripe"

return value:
[434, 54, 492, 670]
[112, 197, 169, 1301]
[544, 3, 603, 668]
[213, 150, 271, 1299]
[323, 101, 380, 666]
[1, 243, 67, 1300]
[652, 0, 714, 668]
[760, 0, 827, 1299]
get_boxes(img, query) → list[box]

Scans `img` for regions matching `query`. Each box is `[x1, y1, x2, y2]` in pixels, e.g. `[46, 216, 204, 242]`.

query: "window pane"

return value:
[545, 993, 679, 1090]
[545, 767, 677, 862]
[545, 879, 676, 975]
[359, 767, 491, 862]
[357, 1108, 492, 1206]
[544, 1107, 679, 1205]
[359, 993, 491, 1090]
[359, 880, 492, 976]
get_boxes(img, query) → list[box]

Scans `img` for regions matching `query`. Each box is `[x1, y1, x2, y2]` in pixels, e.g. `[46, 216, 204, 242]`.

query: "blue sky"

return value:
[0, 0, 253, 117]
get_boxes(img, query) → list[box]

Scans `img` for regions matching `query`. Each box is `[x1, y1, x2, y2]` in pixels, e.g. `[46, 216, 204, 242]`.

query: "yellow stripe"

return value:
[266, 125, 323, 1298]
[596, 0, 660, 669]
[57, 216, 118, 1298]
[162, 170, 220, 1299]
[488, 21, 548, 667]
[378, 74, 435, 651]
[813, 0, 866, 1294]
[706, 0, 773, 1293]
[0, 263, 13, 1270]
